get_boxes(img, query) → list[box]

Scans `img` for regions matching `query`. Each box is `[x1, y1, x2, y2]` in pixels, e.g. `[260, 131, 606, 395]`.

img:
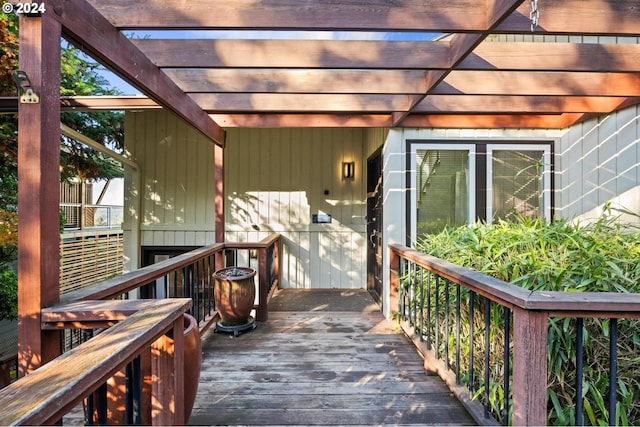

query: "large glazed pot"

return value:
[180, 312, 202, 422]
[213, 267, 256, 326]
[166, 313, 202, 423]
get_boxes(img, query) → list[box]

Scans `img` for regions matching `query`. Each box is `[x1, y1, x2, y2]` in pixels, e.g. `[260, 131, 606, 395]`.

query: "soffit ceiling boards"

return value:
[44, 1, 640, 134]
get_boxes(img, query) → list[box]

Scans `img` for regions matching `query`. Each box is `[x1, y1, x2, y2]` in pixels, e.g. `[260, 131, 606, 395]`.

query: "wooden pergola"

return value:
[13, 0, 640, 394]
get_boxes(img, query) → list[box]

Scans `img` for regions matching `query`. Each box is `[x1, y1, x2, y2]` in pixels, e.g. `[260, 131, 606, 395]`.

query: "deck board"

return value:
[189, 291, 475, 426]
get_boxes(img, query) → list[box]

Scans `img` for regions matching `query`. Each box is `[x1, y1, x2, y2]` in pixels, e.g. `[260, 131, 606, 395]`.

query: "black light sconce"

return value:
[342, 161, 355, 180]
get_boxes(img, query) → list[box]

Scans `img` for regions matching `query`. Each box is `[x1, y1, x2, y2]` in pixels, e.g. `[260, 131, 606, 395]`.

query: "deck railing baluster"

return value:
[575, 317, 584, 426]
[419, 267, 425, 341]
[444, 279, 450, 370]
[484, 298, 491, 419]
[502, 307, 511, 426]
[609, 318, 618, 426]
[455, 283, 461, 384]
[426, 270, 432, 350]
[469, 290, 475, 395]
[434, 275, 440, 359]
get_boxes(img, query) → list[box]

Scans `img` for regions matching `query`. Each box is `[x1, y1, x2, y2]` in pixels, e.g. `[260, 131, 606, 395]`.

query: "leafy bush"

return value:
[0, 263, 17, 320]
[415, 216, 640, 425]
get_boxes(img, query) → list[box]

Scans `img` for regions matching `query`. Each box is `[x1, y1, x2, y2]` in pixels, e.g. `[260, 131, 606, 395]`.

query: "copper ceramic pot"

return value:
[213, 267, 256, 326]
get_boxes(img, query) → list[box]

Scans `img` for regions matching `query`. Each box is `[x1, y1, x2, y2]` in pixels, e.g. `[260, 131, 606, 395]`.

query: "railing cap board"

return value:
[223, 233, 280, 250]
[0, 298, 192, 426]
[41, 299, 168, 329]
[389, 243, 640, 315]
[525, 291, 640, 316]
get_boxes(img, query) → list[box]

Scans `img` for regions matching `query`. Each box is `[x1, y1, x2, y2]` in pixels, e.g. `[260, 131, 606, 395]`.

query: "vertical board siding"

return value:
[225, 128, 381, 289]
[124, 110, 217, 256]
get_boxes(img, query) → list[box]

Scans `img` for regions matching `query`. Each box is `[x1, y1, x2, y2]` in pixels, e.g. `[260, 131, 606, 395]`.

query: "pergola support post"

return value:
[512, 308, 549, 425]
[17, 13, 62, 376]
[214, 143, 225, 243]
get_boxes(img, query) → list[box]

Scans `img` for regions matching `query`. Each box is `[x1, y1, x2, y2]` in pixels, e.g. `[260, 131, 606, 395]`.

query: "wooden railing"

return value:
[61, 233, 281, 326]
[0, 299, 192, 425]
[0, 234, 280, 425]
[389, 243, 640, 426]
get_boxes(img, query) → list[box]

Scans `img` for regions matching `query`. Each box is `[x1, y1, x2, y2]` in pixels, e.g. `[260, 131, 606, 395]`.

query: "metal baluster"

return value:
[96, 382, 108, 425]
[484, 299, 491, 419]
[194, 261, 201, 322]
[400, 258, 406, 319]
[502, 307, 511, 426]
[575, 318, 584, 426]
[609, 318, 618, 426]
[85, 392, 95, 425]
[469, 291, 475, 394]
[456, 284, 461, 384]
[444, 279, 450, 370]
[435, 275, 440, 359]
[173, 270, 178, 298]
[410, 262, 416, 327]
[419, 267, 425, 341]
[426, 271, 432, 350]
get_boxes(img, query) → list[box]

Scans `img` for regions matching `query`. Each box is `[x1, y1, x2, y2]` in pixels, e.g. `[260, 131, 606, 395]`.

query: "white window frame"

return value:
[486, 144, 552, 223]
[410, 144, 476, 244]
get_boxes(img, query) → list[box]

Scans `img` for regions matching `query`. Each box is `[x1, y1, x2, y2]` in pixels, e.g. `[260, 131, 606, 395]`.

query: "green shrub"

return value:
[0, 263, 17, 320]
[415, 216, 640, 425]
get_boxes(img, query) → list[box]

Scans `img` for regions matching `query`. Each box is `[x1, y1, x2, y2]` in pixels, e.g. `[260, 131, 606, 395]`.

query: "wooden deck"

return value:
[189, 290, 475, 426]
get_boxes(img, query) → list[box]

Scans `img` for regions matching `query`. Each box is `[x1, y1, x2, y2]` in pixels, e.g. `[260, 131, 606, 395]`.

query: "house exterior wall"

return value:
[379, 107, 640, 316]
[225, 128, 385, 289]
[123, 109, 217, 271]
[556, 106, 640, 224]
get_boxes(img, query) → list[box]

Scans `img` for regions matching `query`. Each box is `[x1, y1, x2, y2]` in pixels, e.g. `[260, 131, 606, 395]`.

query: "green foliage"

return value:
[413, 216, 640, 425]
[0, 263, 17, 320]
[0, 15, 125, 319]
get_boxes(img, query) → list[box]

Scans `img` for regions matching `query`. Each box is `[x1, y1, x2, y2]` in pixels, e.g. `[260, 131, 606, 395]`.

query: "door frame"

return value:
[366, 147, 383, 303]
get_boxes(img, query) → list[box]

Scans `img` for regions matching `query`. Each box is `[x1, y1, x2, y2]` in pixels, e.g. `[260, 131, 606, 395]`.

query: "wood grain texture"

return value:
[189, 301, 474, 425]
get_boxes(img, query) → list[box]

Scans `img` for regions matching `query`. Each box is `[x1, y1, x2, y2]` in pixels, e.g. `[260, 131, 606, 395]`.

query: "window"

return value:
[409, 142, 552, 242]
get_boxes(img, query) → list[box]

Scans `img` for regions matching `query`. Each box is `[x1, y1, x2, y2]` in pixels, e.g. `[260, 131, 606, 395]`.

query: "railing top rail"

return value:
[223, 233, 280, 249]
[390, 243, 640, 316]
[0, 298, 192, 426]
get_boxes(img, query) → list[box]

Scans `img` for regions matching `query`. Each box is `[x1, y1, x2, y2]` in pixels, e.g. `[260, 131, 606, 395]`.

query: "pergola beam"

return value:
[89, 0, 495, 32]
[89, 0, 639, 36]
[132, 39, 452, 69]
[394, 0, 525, 126]
[48, 0, 225, 146]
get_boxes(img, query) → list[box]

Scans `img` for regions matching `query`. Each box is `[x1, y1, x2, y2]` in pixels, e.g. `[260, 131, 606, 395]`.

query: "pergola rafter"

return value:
[12, 0, 640, 130]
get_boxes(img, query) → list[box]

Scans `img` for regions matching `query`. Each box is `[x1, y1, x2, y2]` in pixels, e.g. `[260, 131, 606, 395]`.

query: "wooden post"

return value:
[388, 248, 400, 315]
[214, 143, 225, 243]
[151, 319, 185, 426]
[256, 247, 269, 321]
[512, 308, 549, 426]
[17, 13, 62, 376]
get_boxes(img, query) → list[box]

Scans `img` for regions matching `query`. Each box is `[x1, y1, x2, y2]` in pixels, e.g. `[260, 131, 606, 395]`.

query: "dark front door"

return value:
[366, 149, 383, 302]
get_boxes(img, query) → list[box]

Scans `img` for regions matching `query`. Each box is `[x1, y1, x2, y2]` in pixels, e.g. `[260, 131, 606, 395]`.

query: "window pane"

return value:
[492, 150, 544, 221]
[416, 149, 469, 235]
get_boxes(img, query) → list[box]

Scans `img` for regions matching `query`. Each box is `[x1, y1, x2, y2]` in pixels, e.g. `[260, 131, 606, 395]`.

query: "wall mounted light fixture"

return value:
[342, 161, 355, 180]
